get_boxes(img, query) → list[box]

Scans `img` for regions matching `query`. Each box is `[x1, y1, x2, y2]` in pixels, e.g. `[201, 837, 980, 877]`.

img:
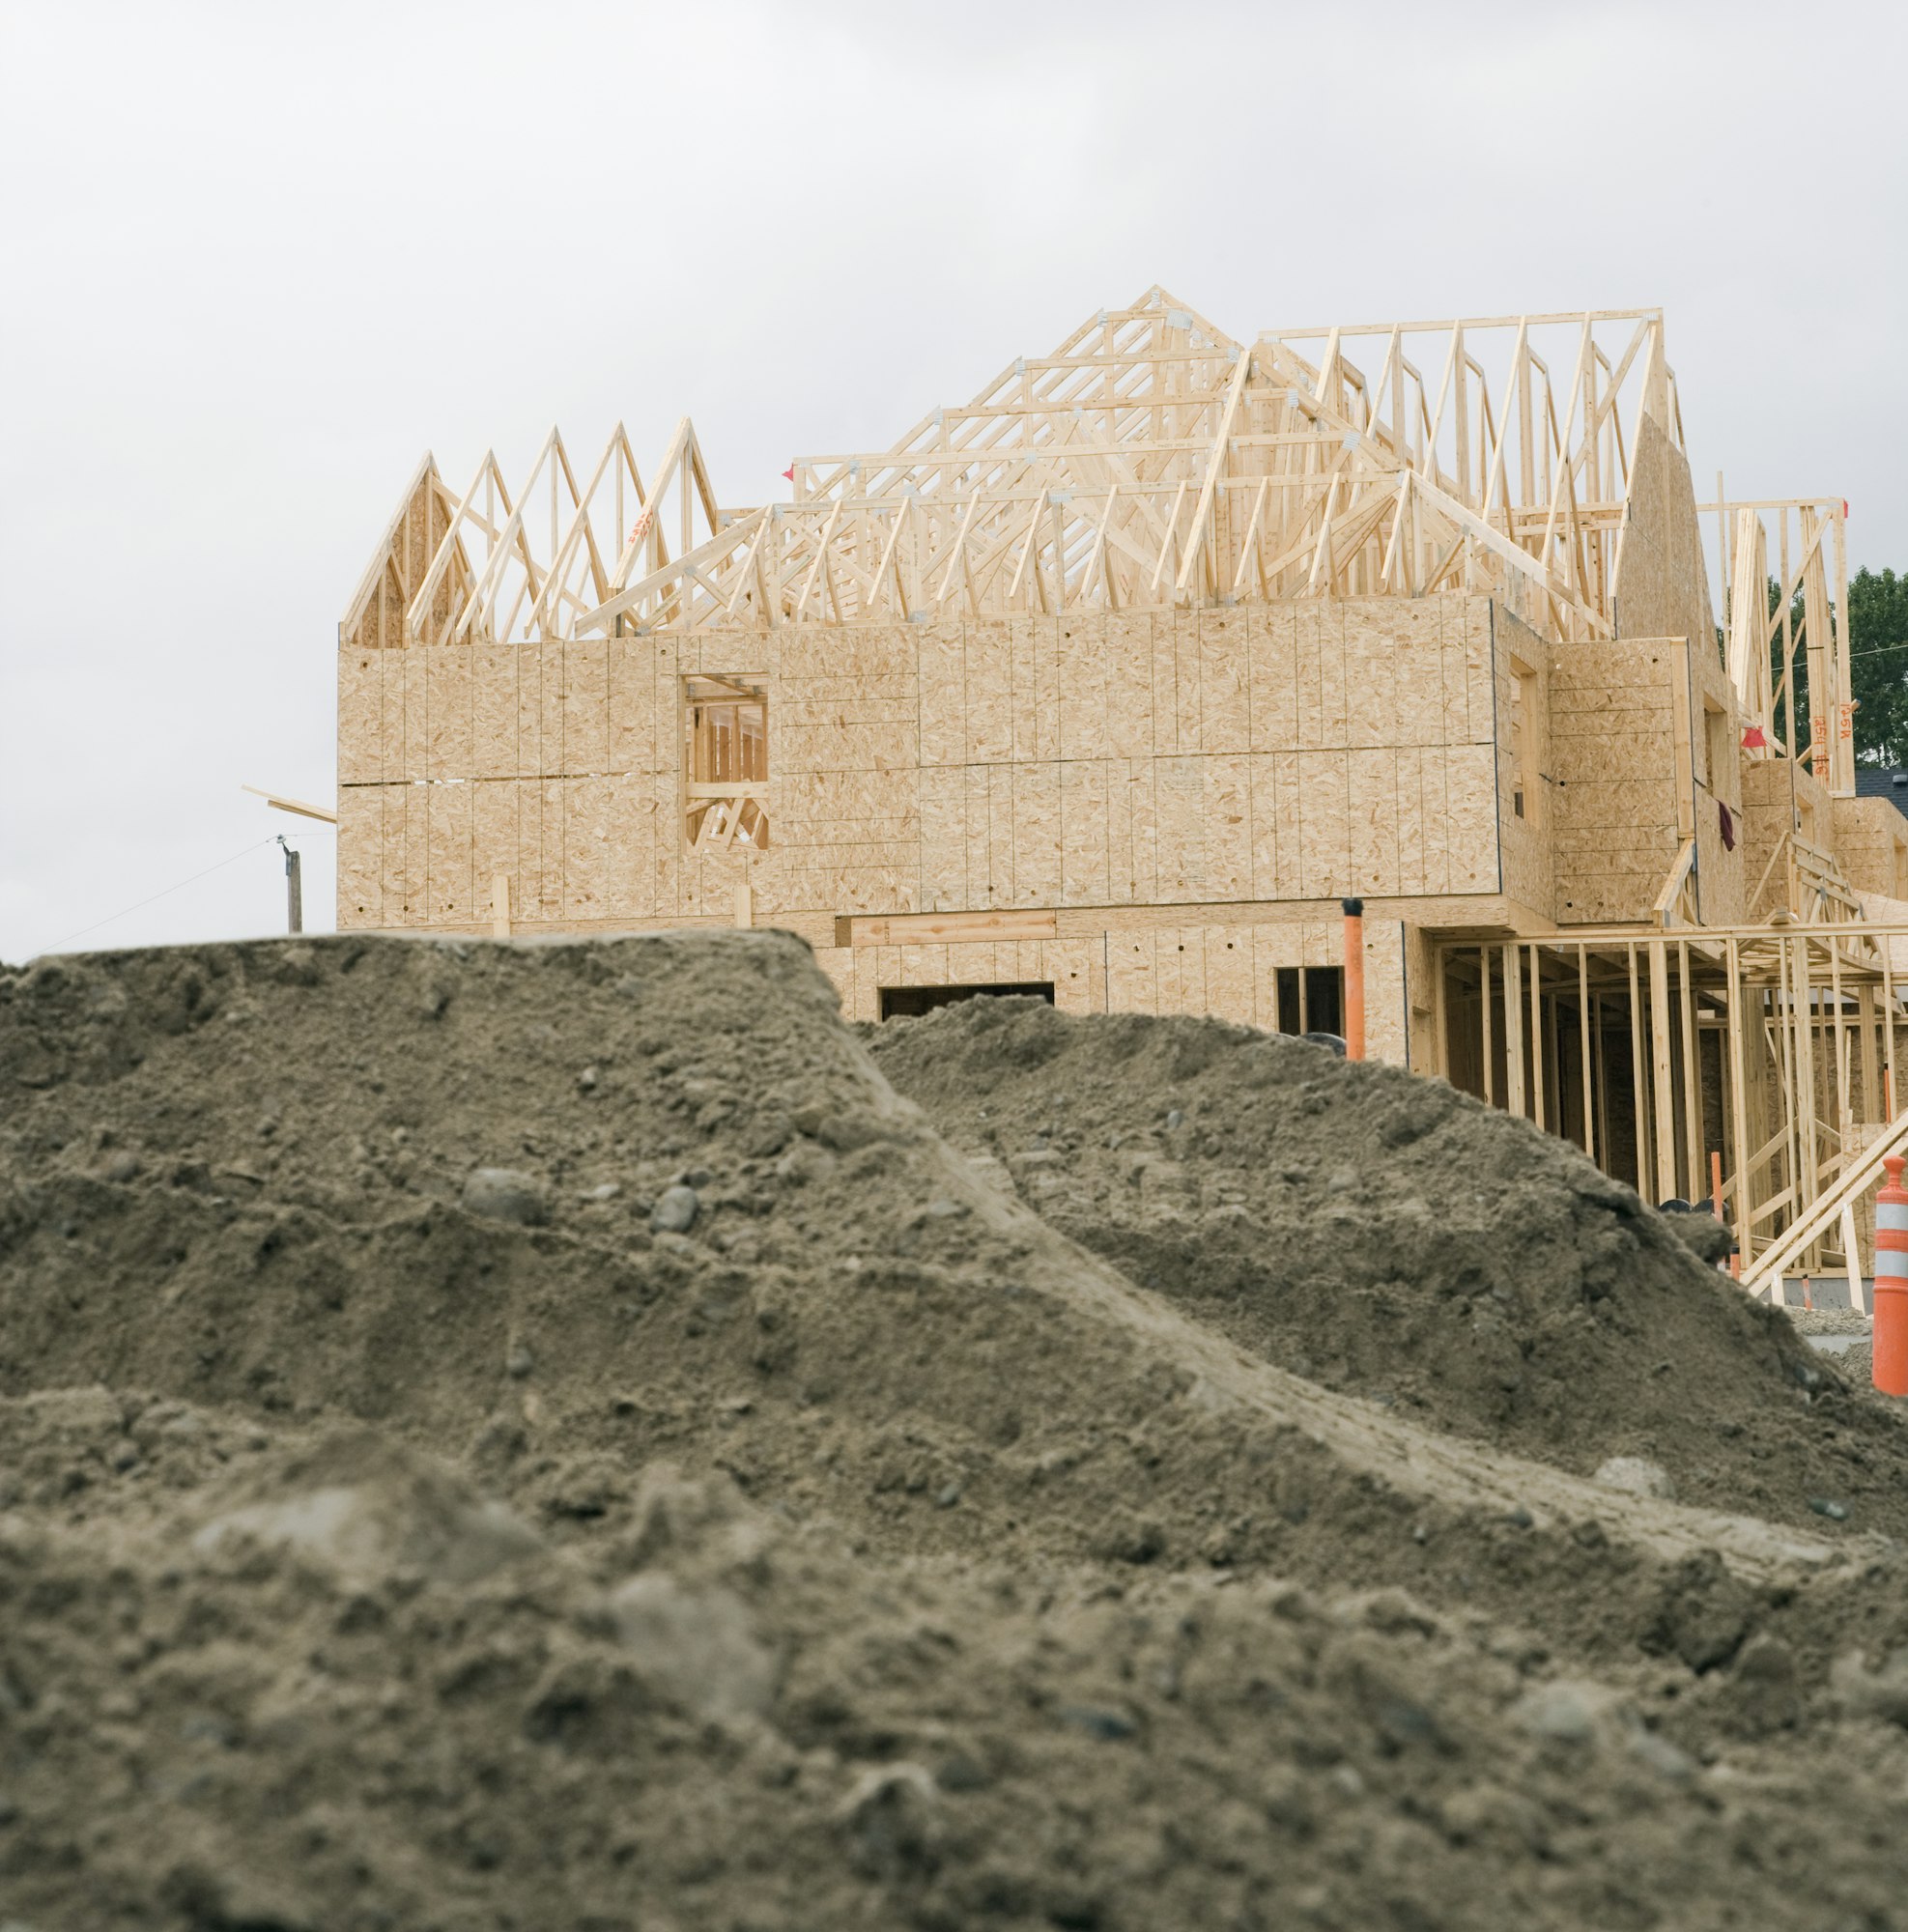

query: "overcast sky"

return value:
[2, 0, 1902, 962]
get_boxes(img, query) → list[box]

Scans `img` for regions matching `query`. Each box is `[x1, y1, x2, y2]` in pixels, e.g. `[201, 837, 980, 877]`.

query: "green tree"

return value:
[1850, 567, 1908, 766]
[1762, 566, 1908, 767]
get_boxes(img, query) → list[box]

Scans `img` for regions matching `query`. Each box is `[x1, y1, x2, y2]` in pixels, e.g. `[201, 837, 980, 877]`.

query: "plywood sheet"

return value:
[1198, 610, 1251, 754]
[1039, 936, 1095, 1011]
[471, 643, 518, 779]
[470, 780, 518, 920]
[1153, 755, 1202, 899]
[564, 776, 612, 919]
[918, 764, 965, 912]
[1012, 762, 1062, 906]
[1203, 924, 1255, 1024]
[964, 619, 1013, 764]
[1347, 747, 1396, 895]
[562, 638, 610, 776]
[1443, 745, 1498, 894]
[335, 786, 382, 925]
[401, 649, 429, 782]
[963, 763, 993, 908]
[1247, 603, 1298, 749]
[515, 641, 546, 784]
[1106, 931, 1157, 1013]
[609, 639, 655, 776]
[1169, 609, 1202, 753]
[428, 781, 472, 923]
[337, 650, 382, 785]
[917, 621, 964, 769]
[1056, 616, 1110, 762]
[1204, 755, 1252, 900]
[425, 647, 472, 779]
[1296, 751, 1349, 897]
[1104, 613, 1156, 760]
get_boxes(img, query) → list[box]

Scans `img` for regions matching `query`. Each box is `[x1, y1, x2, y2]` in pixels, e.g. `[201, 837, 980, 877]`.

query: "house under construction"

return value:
[334, 287, 1908, 1296]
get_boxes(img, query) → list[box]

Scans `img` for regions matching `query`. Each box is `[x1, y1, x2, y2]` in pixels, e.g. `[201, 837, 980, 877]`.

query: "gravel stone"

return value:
[461, 1167, 549, 1227]
[650, 1183, 699, 1234]
[1593, 1457, 1676, 1501]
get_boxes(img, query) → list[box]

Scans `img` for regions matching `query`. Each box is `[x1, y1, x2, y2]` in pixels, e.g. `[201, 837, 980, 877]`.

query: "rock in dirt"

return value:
[649, 1181, 699, 1234]
[462, 1165, 549, 1226]
[1595, 1456, 1676, 1500]
[611, 1572, 776, 1722]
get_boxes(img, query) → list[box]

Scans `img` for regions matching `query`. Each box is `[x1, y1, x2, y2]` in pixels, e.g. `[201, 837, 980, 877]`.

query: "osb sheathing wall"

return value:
[1739, 756, 1834, 911]
[1609, 411, 1718, 651]
[1832, 797, 1908, 899]
[1547, 635, 1745, 926]
[336, 591, 1510, 935]
[1494, 606, 1553, 919]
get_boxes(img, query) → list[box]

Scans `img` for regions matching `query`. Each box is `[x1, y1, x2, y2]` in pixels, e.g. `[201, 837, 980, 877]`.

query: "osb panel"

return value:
[561, 639, 611, 777]
[470, 781, 519, 920]
[337, 649, 383, 785]
[1834, 797, 1908, 898]
[609, 639, 658, 776]
[425, 648, 473, 780]
[1056, 615, 1112, 762]
[1549, 642, 1647, 921]
[427, 783, 472, 923]
[563, 776, 612, 921]
[471, 643, 519, 779]
[1104, 614, 1157, 760]
[1611, 412, 1718, 650]
[515, 640, 547, 785]
[335, 787, 382, 926]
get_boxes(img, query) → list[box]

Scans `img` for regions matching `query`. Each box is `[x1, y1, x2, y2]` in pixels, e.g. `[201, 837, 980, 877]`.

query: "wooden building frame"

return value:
[335, 288, 1887, 1306]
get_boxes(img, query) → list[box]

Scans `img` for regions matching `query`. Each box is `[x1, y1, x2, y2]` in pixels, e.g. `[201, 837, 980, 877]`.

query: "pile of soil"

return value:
[5, 934, 1908, 1930]
[868, 996, 1908, 1533]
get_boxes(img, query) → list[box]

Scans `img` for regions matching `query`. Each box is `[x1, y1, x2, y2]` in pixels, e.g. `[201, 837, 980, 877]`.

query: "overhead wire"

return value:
[35, 834, 315, 955]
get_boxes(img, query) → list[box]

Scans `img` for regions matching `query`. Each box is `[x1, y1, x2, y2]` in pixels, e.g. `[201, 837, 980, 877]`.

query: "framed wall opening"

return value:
[683, 674, 768, 852]
[1273, 965, 1344, 1037]
[1508, 654, 1540, 824]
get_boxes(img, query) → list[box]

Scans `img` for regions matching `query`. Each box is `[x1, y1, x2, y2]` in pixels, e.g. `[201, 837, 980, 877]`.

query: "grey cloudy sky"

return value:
[2, 0, 1902, 962]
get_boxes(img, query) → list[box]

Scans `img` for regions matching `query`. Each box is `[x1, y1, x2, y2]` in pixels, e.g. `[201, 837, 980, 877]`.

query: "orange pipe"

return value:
[1342, 897, 1365, 1062]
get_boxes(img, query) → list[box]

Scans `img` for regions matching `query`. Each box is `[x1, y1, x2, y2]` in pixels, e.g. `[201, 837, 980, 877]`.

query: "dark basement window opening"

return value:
[878, 982, 1057, 1020]
[1273, 966, 1343, 1037]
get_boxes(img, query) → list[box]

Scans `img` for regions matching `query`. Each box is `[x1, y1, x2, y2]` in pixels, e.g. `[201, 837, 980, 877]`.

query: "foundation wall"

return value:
[811, 918, 1410, 1064]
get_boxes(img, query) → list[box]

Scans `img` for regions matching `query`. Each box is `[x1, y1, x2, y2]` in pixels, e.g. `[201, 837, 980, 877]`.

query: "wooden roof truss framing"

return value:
[343, 290, 1747, 655]
[1707, 492, 1854, 795]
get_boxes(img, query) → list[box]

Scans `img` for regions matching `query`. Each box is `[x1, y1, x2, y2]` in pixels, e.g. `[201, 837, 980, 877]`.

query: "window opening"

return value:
[1703, 701, 1730, 795]
[684, 675, 768, 852]
[1507, 656, 1539, 825]
[1273, 966, 1344, 1038]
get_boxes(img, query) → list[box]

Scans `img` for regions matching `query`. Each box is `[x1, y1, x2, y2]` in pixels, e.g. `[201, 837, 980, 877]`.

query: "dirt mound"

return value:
[1, 934, 1859, 1609]
[7, 933, 1908, 1926]
[867, 996, 1908, 1532]
[4, 1390, 1908, 1932]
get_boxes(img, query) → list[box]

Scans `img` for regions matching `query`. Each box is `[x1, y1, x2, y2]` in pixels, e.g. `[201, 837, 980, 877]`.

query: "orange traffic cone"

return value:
[1874, 1157, 1908, 1397]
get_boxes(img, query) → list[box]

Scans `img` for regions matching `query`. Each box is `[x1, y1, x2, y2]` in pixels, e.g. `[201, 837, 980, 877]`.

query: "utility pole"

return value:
[277, 836, 303, 934]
